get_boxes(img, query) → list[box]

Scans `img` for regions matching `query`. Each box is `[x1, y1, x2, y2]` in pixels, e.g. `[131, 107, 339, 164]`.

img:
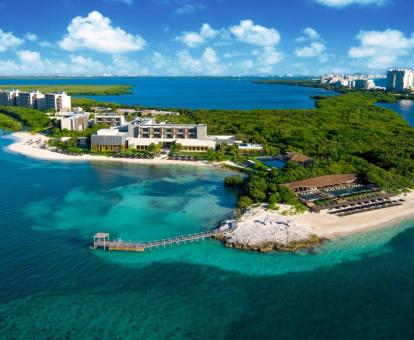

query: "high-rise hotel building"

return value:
[386, 69, 414, 92]
[0, 89, 71, 111]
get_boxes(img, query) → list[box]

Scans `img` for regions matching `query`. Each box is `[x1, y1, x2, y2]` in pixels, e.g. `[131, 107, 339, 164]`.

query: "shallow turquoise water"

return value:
[1, 134, 414, 338]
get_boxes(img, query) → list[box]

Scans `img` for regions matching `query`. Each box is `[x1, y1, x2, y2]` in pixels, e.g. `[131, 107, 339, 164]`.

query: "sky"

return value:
[0, 0, 413, 76]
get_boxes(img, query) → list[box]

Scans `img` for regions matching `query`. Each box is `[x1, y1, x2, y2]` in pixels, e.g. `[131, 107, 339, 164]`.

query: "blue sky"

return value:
[0, 0, 413, 76]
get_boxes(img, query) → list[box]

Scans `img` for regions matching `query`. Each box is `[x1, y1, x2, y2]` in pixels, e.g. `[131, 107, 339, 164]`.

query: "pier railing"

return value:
[91, 229, 224, 252]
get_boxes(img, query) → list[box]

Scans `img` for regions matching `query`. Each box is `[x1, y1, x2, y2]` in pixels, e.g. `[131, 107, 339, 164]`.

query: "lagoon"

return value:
[378, 99, 414, 126]
[0, 77, 333, 109]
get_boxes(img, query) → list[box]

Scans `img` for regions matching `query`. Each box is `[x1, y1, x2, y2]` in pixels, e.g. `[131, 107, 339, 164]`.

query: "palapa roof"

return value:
[285, 174, 358, 190]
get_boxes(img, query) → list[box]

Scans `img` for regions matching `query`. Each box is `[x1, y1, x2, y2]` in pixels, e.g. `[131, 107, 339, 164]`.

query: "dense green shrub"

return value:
[224, 175, 244, 186]
[0, 106, 49, 131]
[0, 113, 22, 131]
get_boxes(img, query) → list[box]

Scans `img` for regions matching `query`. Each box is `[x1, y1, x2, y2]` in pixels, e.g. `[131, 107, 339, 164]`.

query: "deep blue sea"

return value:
[0, 77, 333, 109]
[2, 78, 414, 338]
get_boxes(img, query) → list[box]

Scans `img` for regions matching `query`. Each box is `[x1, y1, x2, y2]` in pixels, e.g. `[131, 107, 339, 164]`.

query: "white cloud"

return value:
[25, 33, 38, 42]
[176, 23, 218, 48]
[202, 47, 219, 64]
[228, 20, 282, 74]
[295, 42, 326, 57]
[17, 50, 42, 64]
[152, 52, 168, 69]
[39, 41, 53, 48]
[0, 50, 152, 76]
[176, 4, 196, 14]
[175, 1, 205, 15]
[258, 46, 283, 65]
[240, 60, 254, 69]
[302, 27, 320, 40]
[69, 55, 104, 73]
[348, 29, 414, 69]
[177, 32, 204, 48]
[314, 0, 386, 7]
[295, 27, 327, 61]
[230, 20, 280, 47]
[0, 29, 24, 52]
[59, 11, 146, 53]
[176, 47, 224, 75]
[295, 27, 322, 42]
[111, 54, 149, 75]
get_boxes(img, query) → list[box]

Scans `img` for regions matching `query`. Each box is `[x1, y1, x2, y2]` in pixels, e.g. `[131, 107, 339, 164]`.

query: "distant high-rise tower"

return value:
[386, 69, 414, 92]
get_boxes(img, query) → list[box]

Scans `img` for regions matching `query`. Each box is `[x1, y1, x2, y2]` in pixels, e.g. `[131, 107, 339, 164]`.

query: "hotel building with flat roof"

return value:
[45, 92, 71, 112]
[0, 89, 71, 111]
[17, 91, 46, 109]
[94, 113, 126, 127]
[0, 89, 20, 106]
[91, 118, 234, 152]
[60, 112, 89, 132]
[386, 69, 414, 92]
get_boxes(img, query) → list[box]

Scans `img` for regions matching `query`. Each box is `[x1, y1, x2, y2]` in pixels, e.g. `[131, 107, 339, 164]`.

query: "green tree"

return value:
[147, 143, 161, 154]
[238, 196, 253, 209]
[224, 175, 244, 186]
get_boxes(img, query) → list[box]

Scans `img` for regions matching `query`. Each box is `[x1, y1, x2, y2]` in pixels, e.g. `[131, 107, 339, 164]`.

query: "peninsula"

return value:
[3, 90, 414, 253]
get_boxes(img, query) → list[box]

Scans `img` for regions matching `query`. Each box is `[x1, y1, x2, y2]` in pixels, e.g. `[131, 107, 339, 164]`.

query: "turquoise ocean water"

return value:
[2, 136, 414, 339]
[1, 79, 414, 338]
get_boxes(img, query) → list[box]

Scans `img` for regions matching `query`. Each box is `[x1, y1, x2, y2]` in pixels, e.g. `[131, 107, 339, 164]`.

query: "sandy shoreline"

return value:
[4, 132, 213, 168]
[5, 132, 414, 250]
[221, 192, 414, 251]
[297, 193, 414, 239]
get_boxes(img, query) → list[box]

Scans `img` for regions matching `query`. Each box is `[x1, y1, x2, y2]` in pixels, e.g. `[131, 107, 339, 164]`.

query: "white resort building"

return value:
[17, 91, 46, 109]
[45, 92, 71, 112]
[0, 89, 20, 106]
[0, 89, 71, 111]
[59, 112, 89, 131]
[91, 118, 235, 152]
[94, 113, 126, 127]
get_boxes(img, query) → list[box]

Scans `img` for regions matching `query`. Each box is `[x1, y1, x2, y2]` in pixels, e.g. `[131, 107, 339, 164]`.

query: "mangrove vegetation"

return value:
[0, 84, 133, 96]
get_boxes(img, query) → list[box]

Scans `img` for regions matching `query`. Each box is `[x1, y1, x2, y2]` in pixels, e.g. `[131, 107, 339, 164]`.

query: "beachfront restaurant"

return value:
[284, 174, 384, 212]
[285, 174, 358, 193]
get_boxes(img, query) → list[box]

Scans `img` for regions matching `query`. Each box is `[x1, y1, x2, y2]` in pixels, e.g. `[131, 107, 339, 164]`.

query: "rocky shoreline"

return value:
[214, 205, 325, 253]
[215, 233, 325, 253]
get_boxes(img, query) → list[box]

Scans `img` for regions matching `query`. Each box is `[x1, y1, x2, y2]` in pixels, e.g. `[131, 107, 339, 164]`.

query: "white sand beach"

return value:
[299, 191, 414, 239]
[6, 132, 414, 249]
[222, 191, 414, 250]
[4, 132, 212, 168]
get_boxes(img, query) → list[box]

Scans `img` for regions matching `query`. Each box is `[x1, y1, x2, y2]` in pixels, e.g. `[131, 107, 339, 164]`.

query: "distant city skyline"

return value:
[0, 0, 414, 76]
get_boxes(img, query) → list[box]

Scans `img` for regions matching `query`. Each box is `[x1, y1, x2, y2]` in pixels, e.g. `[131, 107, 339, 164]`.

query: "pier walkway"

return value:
[91, 229, 224, 252]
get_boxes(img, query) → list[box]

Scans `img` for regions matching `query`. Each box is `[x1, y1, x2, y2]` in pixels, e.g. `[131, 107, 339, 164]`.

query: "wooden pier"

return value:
[91, 230, 223, 252]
